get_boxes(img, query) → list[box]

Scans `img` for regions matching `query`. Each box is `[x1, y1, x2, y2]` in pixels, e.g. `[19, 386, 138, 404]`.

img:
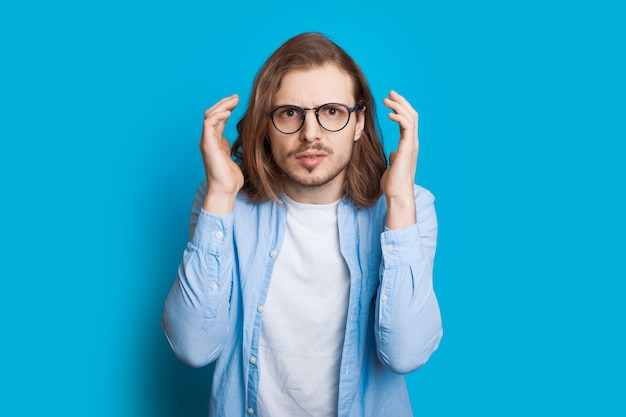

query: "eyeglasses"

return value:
[269, 103, 362, 134]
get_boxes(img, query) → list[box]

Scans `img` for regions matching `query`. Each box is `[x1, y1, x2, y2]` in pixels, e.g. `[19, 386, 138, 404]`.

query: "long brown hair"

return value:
[232, 32, 387, 208]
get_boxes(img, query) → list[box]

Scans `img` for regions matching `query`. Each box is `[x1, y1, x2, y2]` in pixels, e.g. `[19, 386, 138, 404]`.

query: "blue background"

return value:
[2, 0, 624, 415]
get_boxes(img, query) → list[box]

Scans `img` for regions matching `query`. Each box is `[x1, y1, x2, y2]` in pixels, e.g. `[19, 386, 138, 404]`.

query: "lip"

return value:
[295, 151, 327, 168]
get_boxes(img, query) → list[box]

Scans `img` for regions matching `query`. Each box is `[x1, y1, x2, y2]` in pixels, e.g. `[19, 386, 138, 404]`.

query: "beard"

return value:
[282, 159, 350, 188]
[278, 143, 351, 190]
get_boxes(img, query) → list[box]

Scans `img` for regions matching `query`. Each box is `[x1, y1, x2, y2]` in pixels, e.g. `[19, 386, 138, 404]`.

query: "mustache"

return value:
[286, 142, 334, 157]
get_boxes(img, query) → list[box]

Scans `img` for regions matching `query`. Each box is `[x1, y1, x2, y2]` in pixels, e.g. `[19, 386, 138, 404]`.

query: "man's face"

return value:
[268, 64, 365, 203]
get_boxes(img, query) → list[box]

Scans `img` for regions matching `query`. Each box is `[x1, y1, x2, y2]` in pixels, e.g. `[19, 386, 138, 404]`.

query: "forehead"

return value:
[274, 64, 355, 106]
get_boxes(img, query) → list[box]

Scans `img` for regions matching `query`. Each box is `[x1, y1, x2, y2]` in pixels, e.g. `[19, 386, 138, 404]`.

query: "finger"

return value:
[384, 91, 417, 118]
[389, 145, 417, 173]
[210, 94, 239, 112]
[387, 111, 419, 157]
[384, 92, 419, 135]
[203, 95, 239, 141]
[216, 116, 227, 139]
[387, 111, 415, 127]
[204, 94, 239, 118]
[384, 99, 418, 123]
[201, 110, 232, 152]
[204, 110, 233, 132]
[388, 90, 414, 110]
[387, 112, 418, 142]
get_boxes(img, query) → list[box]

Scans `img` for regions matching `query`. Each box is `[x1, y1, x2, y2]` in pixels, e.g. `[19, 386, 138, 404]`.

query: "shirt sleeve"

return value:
[161, 182, 235, 368]
[375, 186, 443, 374]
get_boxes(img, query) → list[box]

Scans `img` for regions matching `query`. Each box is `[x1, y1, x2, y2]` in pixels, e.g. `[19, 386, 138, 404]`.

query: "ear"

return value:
[353, 106, 366, 141]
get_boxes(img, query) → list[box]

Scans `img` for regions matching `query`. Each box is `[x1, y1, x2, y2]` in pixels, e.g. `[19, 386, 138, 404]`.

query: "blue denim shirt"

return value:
[162, 181, 442, 417]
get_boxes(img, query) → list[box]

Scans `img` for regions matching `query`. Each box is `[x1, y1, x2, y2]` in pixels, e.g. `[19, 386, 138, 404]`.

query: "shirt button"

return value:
[257, 305, 264, 313]
[270, 250, 278, 258]
[247, 408, 254, 415]
[249, 356, 257, 364]
[385, 245, 394, 252]
[211, 283, 218, 291]
[381, 295, 388, 303]
[215, 231, 224, 239]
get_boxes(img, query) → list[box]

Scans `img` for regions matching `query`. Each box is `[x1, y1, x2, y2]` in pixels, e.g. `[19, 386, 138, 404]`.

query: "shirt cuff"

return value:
[380, 223, 421, 267]
[191, 209, 234, 254]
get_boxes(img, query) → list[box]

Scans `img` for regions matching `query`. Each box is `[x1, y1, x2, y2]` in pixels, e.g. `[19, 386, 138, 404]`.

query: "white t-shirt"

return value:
[257, 195, 351, 417]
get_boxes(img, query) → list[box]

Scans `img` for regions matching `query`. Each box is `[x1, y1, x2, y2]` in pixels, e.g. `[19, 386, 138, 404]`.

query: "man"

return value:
[162, 32, 442, 417]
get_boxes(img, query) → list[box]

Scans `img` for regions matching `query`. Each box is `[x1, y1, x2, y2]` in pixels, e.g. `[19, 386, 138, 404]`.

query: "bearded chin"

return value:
[282, 160, 350, 189]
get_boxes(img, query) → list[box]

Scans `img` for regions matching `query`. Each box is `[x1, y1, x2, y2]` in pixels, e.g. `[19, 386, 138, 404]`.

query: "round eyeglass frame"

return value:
[268, 103, 362, 134]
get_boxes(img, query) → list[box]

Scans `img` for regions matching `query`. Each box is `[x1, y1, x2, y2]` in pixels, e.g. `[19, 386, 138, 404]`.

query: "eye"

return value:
[320, 104, 347, 118]
[276, 106, 302, 119]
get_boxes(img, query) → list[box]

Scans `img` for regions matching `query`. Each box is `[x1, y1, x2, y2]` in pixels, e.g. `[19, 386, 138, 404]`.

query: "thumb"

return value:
[388, 151, 398, 166]
[220, 137, 232, 154]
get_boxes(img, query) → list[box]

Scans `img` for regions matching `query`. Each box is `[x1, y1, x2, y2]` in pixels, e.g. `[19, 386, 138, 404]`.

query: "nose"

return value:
[299, 109, 322, 142]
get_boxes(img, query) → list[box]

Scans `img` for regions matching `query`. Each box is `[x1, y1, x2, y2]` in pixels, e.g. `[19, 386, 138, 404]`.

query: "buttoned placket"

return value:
[245, 203, 287, 416]
[335, 200, 363, 416]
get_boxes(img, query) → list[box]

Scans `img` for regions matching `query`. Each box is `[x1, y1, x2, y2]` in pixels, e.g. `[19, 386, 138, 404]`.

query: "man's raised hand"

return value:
[380, 90, 419, 229]
[200, 94, 244, 214]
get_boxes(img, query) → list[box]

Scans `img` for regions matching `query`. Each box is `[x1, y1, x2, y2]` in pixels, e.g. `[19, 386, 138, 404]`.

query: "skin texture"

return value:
[199, 94, 243, 215]
[199, 66, 420, 229]
[381, 90, 419, 229]
[267, 64, 364, 205]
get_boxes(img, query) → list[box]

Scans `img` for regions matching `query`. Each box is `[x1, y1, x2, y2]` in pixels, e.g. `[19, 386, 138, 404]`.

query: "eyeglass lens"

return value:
[271, 103, 353, 134]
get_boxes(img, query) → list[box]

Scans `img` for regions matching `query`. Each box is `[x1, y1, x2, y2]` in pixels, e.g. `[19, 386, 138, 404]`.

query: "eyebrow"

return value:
[271, 101, 353, 108]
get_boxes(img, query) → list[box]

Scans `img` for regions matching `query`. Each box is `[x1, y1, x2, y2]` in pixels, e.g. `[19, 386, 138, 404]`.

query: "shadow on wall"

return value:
[147, 328, 215, 416]
[136, 131, 218, 416]
[140, 220, 217, 416]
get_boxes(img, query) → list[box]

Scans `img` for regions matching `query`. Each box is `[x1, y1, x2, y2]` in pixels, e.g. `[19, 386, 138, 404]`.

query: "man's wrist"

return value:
[202, 192, 237, 215]
[385, 194, 416, 230]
